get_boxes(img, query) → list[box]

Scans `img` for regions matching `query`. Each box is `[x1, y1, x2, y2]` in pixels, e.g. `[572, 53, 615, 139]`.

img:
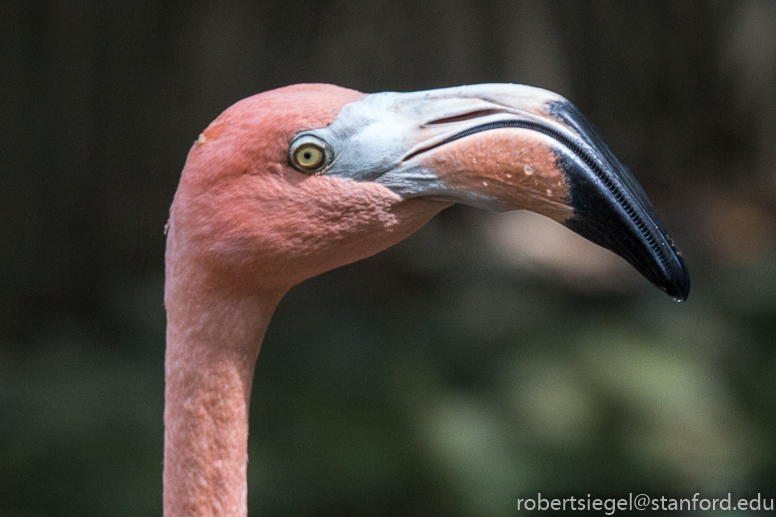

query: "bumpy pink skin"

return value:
[417, 128, 573, 222]
[164, 85, 448, 517]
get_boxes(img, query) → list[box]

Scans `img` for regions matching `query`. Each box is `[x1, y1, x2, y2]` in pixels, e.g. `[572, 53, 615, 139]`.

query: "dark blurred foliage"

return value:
[2, 0, 776, 515]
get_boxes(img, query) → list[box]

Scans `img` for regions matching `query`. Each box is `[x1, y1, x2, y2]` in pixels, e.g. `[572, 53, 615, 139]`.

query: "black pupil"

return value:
[304, 152, 312, 160]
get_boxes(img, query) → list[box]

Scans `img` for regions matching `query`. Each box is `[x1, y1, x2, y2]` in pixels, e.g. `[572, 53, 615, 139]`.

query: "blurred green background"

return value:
[2, 1, 776, 515]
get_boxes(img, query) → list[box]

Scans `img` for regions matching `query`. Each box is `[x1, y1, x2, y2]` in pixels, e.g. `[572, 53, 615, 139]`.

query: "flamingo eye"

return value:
[289, 135, 330, 173]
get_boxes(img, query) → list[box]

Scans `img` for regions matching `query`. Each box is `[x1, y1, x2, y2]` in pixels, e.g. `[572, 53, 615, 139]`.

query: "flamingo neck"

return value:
[163, 253, 284, 517]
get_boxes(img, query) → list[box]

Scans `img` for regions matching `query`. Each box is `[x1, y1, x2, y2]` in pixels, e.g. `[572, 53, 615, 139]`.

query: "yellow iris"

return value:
[293, 143, 324, 171]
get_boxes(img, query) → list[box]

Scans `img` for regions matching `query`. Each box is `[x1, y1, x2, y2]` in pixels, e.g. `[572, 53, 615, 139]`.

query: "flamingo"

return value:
[164, 83, 689, 516]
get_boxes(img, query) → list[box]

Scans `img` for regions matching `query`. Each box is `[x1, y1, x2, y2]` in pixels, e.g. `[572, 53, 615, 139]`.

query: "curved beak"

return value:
[307, 84, 690, 301]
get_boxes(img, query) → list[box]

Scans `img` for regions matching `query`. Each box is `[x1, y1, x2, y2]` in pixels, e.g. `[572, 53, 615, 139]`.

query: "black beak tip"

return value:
[562, 210, 691, 303]
[662, 252, 690, 302]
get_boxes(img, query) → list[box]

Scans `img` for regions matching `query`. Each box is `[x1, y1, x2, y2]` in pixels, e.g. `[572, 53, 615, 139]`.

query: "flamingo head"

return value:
[169, 83, 689, 300]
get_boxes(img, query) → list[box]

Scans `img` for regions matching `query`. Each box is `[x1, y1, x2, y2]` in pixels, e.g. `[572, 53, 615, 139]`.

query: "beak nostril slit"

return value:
[426, 109, 506, 125]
